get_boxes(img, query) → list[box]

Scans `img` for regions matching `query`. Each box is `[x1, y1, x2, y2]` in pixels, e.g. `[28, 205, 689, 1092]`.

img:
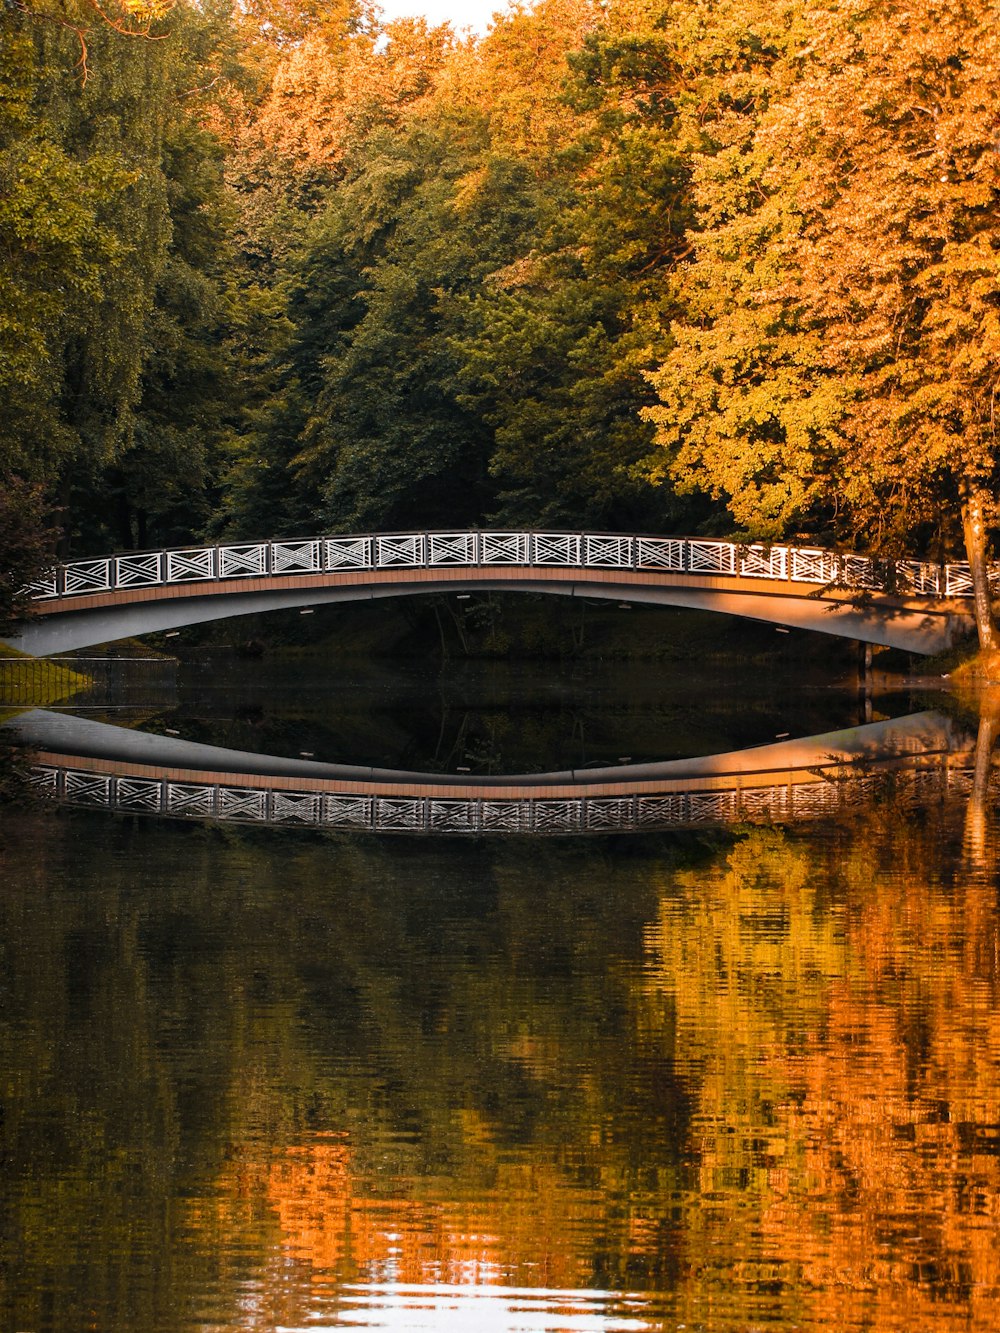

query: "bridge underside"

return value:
[4, 566, 973, 656]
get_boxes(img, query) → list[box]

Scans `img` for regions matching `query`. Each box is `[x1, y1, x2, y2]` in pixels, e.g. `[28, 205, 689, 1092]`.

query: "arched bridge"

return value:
[5, 529, 984, 656]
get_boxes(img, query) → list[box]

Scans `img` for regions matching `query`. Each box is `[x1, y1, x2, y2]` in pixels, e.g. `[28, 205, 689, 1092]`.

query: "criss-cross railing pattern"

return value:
[28, 760, 974, 835]
[24, 531, 988, 601]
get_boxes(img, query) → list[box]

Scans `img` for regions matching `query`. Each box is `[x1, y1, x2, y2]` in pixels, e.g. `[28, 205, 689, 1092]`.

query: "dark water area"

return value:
[3, 624, 999, 1331]
[167, 655, 881, 773]
[15, 650, 928, 775]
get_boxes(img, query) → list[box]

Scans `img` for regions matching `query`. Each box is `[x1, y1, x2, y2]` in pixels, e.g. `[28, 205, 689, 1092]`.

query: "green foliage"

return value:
[224, 128, 546, 534]
[452, 16, 696, 529]
[0, 475, 57, 630]
[72, 105, 242, 551]
[6, 0, 1000, 589]
[0, 19, 139, 480]
[309, 141, 541, 530]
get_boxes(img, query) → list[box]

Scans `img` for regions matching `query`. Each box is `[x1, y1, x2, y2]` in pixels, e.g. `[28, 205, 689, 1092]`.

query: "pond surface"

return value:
[2, 645, 998, 1332]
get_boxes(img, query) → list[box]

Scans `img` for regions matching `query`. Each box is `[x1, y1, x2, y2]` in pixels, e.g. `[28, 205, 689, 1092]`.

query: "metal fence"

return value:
[24, 531, 985, 602]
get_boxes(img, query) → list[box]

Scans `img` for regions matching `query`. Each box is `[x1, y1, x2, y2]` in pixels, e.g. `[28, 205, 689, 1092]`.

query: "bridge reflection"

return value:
[8, 709, 979, 836]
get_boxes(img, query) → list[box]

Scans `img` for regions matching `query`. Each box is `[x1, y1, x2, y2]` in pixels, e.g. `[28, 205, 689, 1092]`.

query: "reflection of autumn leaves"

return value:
[649, 822, 1000, 1331]
[193, 1113, 681, 1299]
[260, 1133, 600, 1289]
[768, 986, 1000, 1332]
[263, 1134, 502, 1284]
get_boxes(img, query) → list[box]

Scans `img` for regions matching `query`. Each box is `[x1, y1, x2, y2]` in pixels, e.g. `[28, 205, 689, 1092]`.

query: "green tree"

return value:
[303, 133, 543, 530]
[0, 478, 57, 630]
[221, 119, 546, 536]
[0, 16, 152, 485]
[452, 6, 695, 528]
[1, 1, 259, 560]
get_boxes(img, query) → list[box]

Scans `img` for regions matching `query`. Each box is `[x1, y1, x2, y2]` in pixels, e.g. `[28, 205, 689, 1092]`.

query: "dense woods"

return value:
[3, 0, 1000, 646]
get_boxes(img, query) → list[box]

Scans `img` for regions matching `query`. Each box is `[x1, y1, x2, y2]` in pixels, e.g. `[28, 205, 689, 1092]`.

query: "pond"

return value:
[2, 634, 997, 1332]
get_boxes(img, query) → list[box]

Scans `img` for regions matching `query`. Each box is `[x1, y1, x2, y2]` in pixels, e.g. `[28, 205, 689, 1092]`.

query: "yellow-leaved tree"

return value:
[645, 0, 1000, 656]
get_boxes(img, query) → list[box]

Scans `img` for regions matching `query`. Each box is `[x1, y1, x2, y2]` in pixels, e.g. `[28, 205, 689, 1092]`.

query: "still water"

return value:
[2, 645, 999, 1332]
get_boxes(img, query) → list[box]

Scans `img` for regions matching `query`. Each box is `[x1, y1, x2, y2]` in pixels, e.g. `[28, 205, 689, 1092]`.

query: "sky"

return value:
[374, 0, 509, 35]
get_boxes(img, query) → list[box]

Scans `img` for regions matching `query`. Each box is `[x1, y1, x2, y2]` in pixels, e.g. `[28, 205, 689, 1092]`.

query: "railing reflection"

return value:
[12, 706, 987, 836]
[24, 755, 980, 836]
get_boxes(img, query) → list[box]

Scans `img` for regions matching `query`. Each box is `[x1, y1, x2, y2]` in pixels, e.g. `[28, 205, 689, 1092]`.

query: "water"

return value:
[2, 645, 999, 1332]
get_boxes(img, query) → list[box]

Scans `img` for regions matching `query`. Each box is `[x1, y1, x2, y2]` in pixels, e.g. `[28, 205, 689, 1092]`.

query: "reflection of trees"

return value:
[645, 815, 1000, 1332]
[0, 819, 691, 1330]
[963, 691, 1000, 875]
[188, 838, 693, 1303]
[6, 788, 1000, 1332]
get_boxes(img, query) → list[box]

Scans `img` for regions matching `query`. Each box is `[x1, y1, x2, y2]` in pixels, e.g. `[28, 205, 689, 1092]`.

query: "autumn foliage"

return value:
[3, 0, 1000, 642]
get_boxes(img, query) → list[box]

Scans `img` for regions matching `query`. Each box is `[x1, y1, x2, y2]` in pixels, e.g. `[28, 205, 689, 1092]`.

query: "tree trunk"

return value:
[960, 482, 999, 655]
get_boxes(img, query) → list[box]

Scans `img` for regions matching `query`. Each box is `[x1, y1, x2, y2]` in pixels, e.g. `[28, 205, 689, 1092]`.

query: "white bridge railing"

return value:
[26, 530, 987, 601]
[29, 760, 975, 835]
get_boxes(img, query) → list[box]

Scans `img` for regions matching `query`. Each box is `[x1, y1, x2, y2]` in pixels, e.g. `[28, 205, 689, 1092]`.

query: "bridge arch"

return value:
[4, 530, 978, 656]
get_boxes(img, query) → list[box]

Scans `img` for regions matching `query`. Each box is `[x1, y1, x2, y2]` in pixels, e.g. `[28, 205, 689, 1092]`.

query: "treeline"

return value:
[3, 0, 1000, 645]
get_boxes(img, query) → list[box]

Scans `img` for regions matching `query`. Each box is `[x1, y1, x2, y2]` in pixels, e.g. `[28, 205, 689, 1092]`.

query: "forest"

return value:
[3, 0, 1000, 648]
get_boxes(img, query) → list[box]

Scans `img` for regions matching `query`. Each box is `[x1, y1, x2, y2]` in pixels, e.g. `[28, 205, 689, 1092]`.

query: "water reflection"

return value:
[4, 705, 979, 836]
[3, 653, 1000, 1331]
[320, 1283, 657, 1329]
[0, 640, 915, 772]
[2, 779, 1000, 1329]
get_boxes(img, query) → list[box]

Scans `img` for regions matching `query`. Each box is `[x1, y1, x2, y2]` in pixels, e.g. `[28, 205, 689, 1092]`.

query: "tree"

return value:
[296, 132, 543, 530]
[0, 15, 151, 485]
[1, 0, 262, 557]
[69, 0, 253, 552]
[644, 0, 1000, 653]
[452, 2, 696, 528]
[0, 477, 57, 632]
[12, 0, 177, 86]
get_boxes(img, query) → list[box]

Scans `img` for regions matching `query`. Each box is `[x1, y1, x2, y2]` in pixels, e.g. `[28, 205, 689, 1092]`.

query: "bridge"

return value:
[6, 708, 974, 836]
[4, 529, 985, 656]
